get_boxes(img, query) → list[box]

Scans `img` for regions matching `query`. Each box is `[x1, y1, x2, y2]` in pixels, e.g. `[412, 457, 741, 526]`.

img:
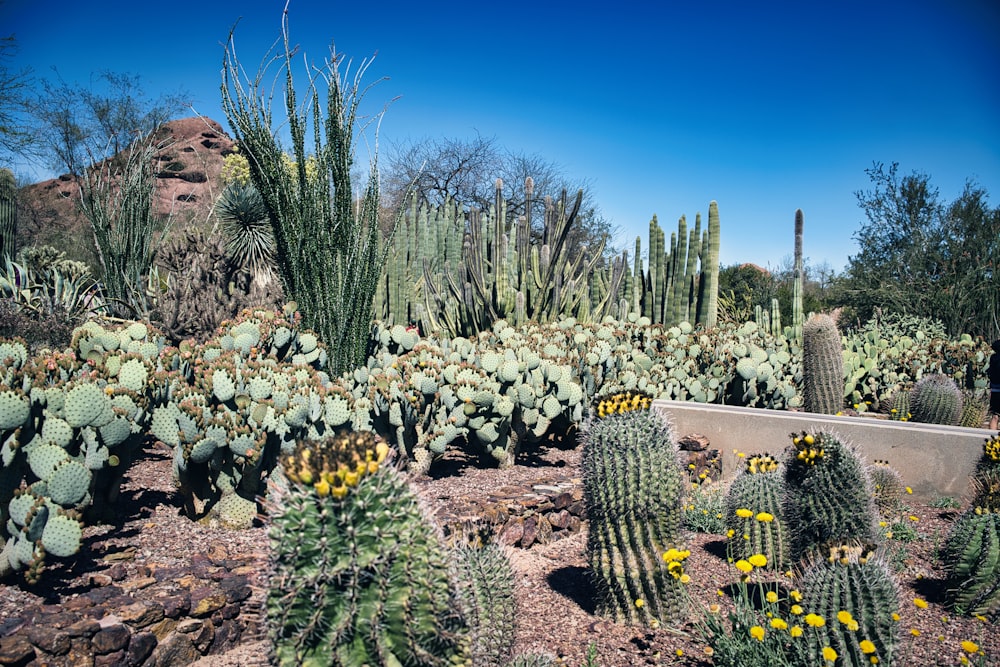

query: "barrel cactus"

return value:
[783, 431, 879, 561]
[802, 313, 843, 414]
[792, 543, 900, 667]
[582, 406, 687, 624]
[724, 454, 790, 570]
[266, 431, 469, 666]
[909, 372, 962, 425]
[869, 460, 905, 517]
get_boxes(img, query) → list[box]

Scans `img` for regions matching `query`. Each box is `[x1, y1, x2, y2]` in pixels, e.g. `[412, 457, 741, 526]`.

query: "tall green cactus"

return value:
[267, 431, 469, 666]
[791, 209, 804, 342]
[783, 431, 879, 561]
[802, 313, 844, 414]
[582, 406, 687, 625]
[793, 544, 900, 667]
[695, 201, 721, 328]
[0, 168, 16, 263]
[724, 454, 790, 570]
[909, 372, 963, 425]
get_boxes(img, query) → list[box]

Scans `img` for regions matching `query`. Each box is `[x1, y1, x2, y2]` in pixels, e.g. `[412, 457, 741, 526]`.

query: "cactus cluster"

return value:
[582, 407, 687, 624]
[941, 435, 1000, 619]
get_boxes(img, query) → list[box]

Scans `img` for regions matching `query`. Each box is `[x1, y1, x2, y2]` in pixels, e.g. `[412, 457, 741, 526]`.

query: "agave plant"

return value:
[216, 182, 277, 290]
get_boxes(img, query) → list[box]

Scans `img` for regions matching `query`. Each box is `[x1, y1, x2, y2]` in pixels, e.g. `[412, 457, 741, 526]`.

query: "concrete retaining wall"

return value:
[652, 399, 994, 502]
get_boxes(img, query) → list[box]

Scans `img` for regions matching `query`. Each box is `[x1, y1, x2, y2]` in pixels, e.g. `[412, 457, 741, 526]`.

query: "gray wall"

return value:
[653, 400, 993, 502]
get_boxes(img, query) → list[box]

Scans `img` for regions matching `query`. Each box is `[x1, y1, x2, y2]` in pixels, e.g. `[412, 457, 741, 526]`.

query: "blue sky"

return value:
[3, 0, 998, 273]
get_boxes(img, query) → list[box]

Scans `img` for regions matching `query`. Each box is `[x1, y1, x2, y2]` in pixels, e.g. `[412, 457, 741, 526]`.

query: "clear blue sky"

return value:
[4, 0, 998, 273]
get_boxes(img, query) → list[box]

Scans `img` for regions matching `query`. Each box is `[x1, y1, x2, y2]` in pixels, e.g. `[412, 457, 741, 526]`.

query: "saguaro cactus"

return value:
[0, 168, 16, 262]
[791, 209, 804, 342]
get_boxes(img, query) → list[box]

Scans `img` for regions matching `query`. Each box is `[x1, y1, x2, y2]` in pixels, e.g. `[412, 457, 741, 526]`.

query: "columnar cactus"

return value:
[802, 313, 843, 414]
[724, 454, 790, 570]
[582, 406, 687, 624]
[909, 372, 963, 425]
[791, 209, 804, 342]
[452, 542, 517, 667]
[793, 543, 900, 667]
[266, 431, 469, 666]
[0, 168, 16, 262]
[783, 431, 879, 560]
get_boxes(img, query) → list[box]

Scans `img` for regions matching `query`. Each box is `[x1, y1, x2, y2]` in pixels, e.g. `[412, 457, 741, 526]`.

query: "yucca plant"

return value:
[216, 181, 277, 291]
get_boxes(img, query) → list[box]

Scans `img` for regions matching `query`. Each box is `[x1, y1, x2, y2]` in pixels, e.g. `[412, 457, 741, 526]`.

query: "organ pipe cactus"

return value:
[266, 431, 469, 666]
[582, 406, 687, 624]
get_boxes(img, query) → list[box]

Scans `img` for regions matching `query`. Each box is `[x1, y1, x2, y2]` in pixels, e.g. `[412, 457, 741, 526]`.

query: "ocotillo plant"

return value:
[266, 431, 469, 666]
[802, 313, 844, 414]
[582, 397, 688, 625]
[222, 15, 393, 377]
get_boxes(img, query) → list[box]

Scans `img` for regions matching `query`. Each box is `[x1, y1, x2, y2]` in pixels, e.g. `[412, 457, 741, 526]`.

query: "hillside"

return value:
[16, 117, 236, 269]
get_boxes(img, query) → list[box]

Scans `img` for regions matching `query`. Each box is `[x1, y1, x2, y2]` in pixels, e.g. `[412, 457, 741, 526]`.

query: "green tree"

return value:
[717, 263, 775, 323]
[844, 162, 999, 339]
[222, 13, 394, 376]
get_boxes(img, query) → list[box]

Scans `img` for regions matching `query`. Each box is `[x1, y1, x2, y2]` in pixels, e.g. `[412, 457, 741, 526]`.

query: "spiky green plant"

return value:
[941, 435, 1000, 619]
[266, 431, 469, 666]
[452, 542, 516, 667]
[869, 460, 905, 517]
[908, 372, 963, 425]
[791, 209, 804, 342]
[77, 139, 165, 319]
[582, 407, 688, 625]
[216, 181, 277, 290]
[802, 313, 843, 414]
[222, 13, 395, 377]
[783, 431, 879, 561]
[793, 543, 900, 667]
[724, 454, 790, 570]
[0, 168, 16, 263]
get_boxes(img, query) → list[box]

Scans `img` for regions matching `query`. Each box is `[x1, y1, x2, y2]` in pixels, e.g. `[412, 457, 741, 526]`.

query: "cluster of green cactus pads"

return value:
[941, 435, 1000, 619]
[582, 396, 688, 625]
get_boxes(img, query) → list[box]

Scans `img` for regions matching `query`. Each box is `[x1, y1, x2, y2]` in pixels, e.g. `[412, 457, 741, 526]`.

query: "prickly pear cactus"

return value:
[582, 406, 688, 625]
[783, 431, 879, 561]
[266, 431, 469, 666]
[792, 543, 900, 667]
[724, 454, 790, 570]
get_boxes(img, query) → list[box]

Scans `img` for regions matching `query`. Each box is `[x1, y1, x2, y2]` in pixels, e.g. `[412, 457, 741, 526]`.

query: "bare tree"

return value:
[0, 34, 35, 164]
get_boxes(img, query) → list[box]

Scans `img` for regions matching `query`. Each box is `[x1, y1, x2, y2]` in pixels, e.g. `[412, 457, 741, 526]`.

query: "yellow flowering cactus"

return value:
[282, 430, 390, 499]
[593, 389, 653, 418]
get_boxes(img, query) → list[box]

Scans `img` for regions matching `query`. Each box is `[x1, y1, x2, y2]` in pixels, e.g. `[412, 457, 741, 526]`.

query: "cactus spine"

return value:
[582, 407, 687, 624]
[0, 168, 16, 263]
[266, 432, 468, 666]
[802, 313, 844, 414]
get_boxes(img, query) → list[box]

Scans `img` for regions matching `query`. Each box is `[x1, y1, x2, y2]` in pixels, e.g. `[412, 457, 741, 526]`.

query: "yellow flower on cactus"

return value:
[634, 599, 644, 608]
[750, 626, 765, 641]
[837, 610, 854, 625]
[748, 553, 768, 568]
[913, 598, 928, 609]
[756, 511, 775, 523]
[789, 589, 802, 602]
[961, 640, 980, 654]
[770, 618, 788, 630]
[765, 591, 779, 604]
[726, 529, 735, 538]
[859, 640, 876, 654]
[847, 619, 859, 631]
[790, 625, 803, 637]
[805, 613, 826, 627]
[790, 604, 804, 615]
[822, 646, 837, 662]
[736, 508, 754, 519]
[735, 559, 753, 573]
